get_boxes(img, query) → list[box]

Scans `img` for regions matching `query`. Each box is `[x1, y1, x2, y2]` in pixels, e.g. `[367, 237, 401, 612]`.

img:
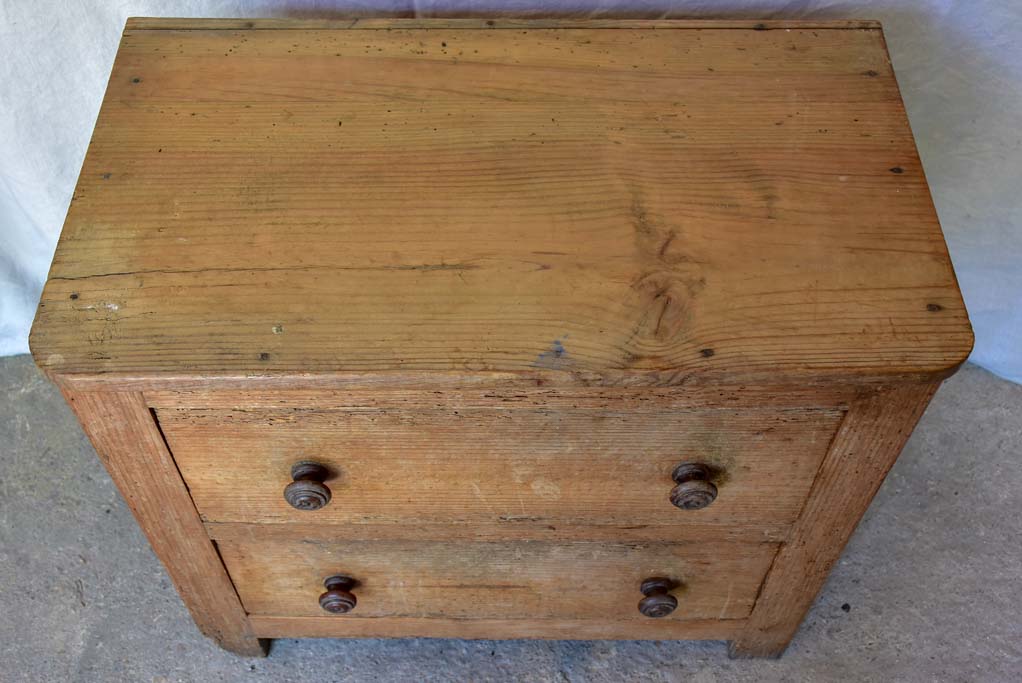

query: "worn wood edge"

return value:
[248, 615, 741, 640]
[124, 17, 883, 31]
[875, 22, 977, 361]
[62, 390, 265, 657]
[145, 384, 857, 411]
[205, 521, 790, 544]
[728, 381, 940, 657]
[42, 364, 963, 395]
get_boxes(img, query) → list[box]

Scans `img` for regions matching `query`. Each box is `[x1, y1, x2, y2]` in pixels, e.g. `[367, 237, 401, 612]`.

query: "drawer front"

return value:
[158, 406, 842, 537]
[219, 539, 777, 621]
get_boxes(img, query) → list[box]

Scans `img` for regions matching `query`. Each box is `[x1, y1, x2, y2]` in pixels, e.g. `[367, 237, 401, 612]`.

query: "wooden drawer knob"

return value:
[638, 577, 678, 618]
[283, 461, 332, 511]
[669, 462, 718, 510]
[319, 575, 358, 614]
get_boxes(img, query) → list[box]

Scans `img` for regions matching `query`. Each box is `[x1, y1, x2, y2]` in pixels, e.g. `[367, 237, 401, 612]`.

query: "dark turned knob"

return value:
[638, 577, 678, 618]
[283, 461, 332, 511]
[319, 575, 358, 614]
[669, 462, 718, 510]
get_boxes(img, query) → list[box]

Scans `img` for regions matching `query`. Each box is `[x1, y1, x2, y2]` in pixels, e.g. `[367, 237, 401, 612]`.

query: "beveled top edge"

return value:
[42, 363, 964, 394]
[124, 17, 883, 32]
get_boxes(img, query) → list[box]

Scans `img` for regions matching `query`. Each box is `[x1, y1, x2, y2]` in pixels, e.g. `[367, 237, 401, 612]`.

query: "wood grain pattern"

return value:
[61, 391, 264, 656]
[157, 404, 843, 539]
[203, 520, 771, 545]
[30, 20, 972, 388]
[124, 18, 883, 31]
[218, 539, 777, 621]
[29, 19, 970, 657]
[145, 385, 859, 410]
[247, 615, 738, 641]
[729, 381, 939, 657]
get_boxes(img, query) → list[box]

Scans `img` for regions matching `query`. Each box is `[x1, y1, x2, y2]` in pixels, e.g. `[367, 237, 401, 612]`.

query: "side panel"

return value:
[62, 390, 264, 656]
[729, 382, 940, 657]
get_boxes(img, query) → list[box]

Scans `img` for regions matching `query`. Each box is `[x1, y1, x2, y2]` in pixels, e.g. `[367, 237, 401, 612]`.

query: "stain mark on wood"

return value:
[534, 337, 570, 370]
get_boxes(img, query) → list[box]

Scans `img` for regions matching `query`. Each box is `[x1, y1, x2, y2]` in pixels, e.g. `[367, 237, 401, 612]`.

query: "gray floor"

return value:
[1, 355, 1019, 682]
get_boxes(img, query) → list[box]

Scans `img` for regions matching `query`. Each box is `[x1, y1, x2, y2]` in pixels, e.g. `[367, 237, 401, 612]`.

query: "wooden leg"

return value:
[64, 390, 265, 657]
[730, 382, 940, 658]
[220, 637, 270, 658]
[727, 637, 789, 659]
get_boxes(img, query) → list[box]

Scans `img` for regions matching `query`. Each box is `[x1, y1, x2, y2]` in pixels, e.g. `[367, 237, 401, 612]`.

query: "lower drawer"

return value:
[219, 539, 777, 623]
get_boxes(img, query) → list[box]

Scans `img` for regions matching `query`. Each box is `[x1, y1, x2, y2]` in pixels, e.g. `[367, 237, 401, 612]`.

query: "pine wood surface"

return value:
[730, 381, 939, 657]
[62, 391, 264, 656]
[124, 18, 883, 31]
[246, 615, 737, 641]
[143, 384, 858, 410]
[30, 19, 972, 388]
[28, 18, 972, 657]
[158, 404, 843, 538]
[218, 538, 777, 621]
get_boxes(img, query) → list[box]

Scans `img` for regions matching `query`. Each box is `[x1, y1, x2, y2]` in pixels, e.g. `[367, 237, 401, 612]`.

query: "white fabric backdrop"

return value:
[2, 1, 1020, 381]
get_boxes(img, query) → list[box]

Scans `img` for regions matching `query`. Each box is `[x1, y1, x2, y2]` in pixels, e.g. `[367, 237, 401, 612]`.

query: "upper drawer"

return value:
[157, 402, 843, 540]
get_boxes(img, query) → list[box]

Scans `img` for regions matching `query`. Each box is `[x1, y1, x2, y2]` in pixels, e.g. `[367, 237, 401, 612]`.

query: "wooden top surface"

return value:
[31, 19, 972, 388]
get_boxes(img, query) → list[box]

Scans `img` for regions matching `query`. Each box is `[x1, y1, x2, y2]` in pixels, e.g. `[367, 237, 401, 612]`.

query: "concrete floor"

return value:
[1, 354, 1019, 682]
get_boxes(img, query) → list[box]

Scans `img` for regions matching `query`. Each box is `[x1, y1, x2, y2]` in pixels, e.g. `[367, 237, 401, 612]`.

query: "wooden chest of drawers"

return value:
[31, 18, 972, 657]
